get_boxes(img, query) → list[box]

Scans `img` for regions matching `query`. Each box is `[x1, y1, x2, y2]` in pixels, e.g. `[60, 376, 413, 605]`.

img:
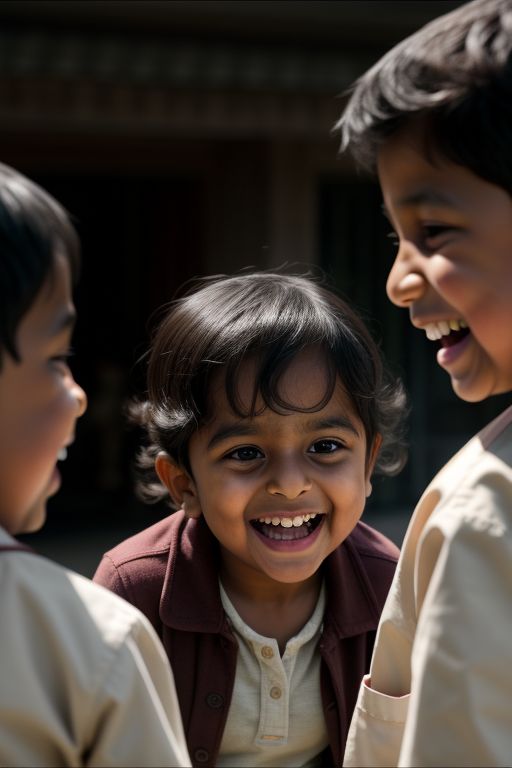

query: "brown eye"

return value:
[309, 439, 343, 454]
[226, 446, 264, 461]
[422, 224, 459, 248]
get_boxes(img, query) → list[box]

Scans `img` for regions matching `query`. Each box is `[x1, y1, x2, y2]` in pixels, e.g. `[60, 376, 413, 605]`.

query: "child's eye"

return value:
[225, 446, 264, 462]
[421, 223, 458, 248]
[50, 349, 74, 369]
[308, 439, 344, 455]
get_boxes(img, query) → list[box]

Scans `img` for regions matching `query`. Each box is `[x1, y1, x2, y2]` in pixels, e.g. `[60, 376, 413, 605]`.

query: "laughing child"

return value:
[94, 272, 407, 767]
[0, 162, 190, 766]
[337, 0, 512, 764]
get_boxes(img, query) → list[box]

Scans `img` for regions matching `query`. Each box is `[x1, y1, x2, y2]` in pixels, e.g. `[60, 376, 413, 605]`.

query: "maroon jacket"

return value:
[94, 511, 399, 767]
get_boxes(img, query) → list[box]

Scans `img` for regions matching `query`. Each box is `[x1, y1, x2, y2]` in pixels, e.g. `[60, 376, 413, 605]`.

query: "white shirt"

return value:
[218, 580, 328, 767]
[0, 527, 191, 767]
[344, 405, 512, 767]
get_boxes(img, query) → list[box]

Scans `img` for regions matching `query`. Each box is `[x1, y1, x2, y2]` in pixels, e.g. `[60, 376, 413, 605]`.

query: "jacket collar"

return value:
[160, 512, 381, 638]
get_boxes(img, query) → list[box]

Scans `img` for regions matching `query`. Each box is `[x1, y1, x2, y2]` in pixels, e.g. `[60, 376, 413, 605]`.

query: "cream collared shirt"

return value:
[0, 527, 191, 767]
[218, 581, 328, 767]
[344, 405, 512, 767]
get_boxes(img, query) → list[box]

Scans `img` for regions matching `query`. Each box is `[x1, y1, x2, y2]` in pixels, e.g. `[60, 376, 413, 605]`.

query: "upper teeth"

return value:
[424, 319, 467, 341]
[58, 448, 68, 461]
[257, 513, 318, 528]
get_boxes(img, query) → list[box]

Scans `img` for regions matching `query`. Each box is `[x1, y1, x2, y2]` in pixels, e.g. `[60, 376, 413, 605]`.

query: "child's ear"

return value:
[365, 434, 383, 498]
[155, 452, 202, 519]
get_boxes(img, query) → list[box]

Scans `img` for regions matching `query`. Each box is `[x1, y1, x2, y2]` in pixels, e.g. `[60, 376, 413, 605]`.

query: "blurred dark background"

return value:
[3, 0, 508, 574]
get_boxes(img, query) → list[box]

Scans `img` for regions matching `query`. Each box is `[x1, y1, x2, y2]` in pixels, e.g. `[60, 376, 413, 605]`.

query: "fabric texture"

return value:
[343, 405, 512, 767]
[217, 580, 327, 766]
[94, 511, 399, 768]
[0, 527, 191, 768]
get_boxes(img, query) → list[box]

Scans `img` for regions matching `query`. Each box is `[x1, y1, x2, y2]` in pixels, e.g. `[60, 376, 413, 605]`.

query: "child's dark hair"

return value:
[132, 272, 408, 505]
[337, 0, 512, 191]
[0, 163, 80, 370]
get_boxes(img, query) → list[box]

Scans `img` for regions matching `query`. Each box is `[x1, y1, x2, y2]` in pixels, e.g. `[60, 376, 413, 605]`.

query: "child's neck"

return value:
[219, 557, 323, 654]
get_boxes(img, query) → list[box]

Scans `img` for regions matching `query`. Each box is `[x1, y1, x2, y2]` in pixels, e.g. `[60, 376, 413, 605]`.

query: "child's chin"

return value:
[18, 501, 48, 536]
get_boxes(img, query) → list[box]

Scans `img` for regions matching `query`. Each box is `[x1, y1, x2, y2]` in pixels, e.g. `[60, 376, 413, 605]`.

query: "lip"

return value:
[249, 509, 321, 522]
[436, 331, 472, 369]
[48, 465, 62, 495]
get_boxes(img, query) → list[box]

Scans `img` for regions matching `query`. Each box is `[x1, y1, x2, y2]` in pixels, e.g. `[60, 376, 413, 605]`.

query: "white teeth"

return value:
[258, 513, 318, 528]
[57, 448, 67, 461]
[424, 319, 467, 340]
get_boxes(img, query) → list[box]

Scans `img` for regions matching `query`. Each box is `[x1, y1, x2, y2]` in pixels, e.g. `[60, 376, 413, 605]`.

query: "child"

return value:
[0, 162, 190, 767]
[93, 271, 407, 767]
[337, 0, 512, 764]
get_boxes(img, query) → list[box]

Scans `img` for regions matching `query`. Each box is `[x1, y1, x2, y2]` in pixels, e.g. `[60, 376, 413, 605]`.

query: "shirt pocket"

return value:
[343, 674, 410, 767]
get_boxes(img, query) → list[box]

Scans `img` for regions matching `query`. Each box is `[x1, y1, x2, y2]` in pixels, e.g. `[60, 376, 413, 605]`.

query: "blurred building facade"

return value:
[1, 0, 507, 565]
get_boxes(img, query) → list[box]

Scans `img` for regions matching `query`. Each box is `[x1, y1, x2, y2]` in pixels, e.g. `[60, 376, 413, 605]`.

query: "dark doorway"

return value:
[32, 172, 204, 533]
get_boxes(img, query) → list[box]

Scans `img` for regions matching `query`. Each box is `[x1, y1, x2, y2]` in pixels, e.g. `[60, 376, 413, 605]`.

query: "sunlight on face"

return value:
[0, 253, 87, 535]
[183, 347, 379, 592]
[379, 123, 512, 402]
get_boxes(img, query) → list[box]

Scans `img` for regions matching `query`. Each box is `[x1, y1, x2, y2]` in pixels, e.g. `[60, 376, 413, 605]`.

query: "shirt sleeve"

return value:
[399, 491, 512, 767]
[93, 554, 131, 601]
[87, 608, 191, 767]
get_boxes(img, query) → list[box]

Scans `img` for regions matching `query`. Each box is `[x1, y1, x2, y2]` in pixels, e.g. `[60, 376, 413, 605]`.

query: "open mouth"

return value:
[439, 326, 470, 349]
[250, 513, 324, 541]
[424, 320, 470, 348]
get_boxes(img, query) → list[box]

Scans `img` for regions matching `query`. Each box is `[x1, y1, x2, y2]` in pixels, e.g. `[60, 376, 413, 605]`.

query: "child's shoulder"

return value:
[425, 405, 512, 502]
[101, 509, 186, 570]
[348, 520, 400, 563]
[0, 536, 156, 654]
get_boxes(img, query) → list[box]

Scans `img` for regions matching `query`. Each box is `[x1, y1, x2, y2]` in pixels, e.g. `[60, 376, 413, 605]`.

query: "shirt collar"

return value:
[160, 513, 381, 638]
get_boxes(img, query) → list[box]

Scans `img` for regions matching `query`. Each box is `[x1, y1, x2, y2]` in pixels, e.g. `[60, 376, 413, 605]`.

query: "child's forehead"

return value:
[207, 347, 348, 416]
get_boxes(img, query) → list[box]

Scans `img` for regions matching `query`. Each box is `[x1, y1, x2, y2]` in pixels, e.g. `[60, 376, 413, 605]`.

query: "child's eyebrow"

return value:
[303, 415, 360, 437]
[49, 308, 76, 337]
[207, 415, 361, 450]
[394, 189, 455, 210]
[382, 189, 456, 222]
[207, 422, 258, 450]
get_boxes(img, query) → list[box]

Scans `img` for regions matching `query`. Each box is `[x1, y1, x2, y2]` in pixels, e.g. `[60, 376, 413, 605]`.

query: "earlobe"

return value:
[155, 452, 202, 518]
[365, 434, 383, 497]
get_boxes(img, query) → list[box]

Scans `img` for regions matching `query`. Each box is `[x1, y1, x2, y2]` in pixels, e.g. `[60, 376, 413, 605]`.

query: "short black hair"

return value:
[0, 163, 80, 370]
[337, 0, 512, 192]
[132, 272, 408, 505]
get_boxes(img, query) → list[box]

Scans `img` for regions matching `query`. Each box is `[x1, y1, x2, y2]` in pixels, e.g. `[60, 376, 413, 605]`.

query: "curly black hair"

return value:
[131, 272, 408, 505]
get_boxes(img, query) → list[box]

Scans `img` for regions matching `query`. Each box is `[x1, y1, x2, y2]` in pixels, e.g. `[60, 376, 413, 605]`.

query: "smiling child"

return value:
[0, 162, 190, 766]
[337, 0, 512, 764]
[94, 272, 407, 767]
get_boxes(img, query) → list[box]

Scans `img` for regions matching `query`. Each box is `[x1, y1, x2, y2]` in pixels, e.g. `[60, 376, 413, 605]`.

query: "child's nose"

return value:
[72, 380, 88, 417]
[386, 245, 428, 308]
[266, 461, 312, 499]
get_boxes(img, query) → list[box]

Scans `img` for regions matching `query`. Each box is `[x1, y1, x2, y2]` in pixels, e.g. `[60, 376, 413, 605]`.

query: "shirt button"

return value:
[206, 692, 224, 709]
[270, 685, 282, 699]
[193, 748, 210, 763]
[261, 645, 274, 659]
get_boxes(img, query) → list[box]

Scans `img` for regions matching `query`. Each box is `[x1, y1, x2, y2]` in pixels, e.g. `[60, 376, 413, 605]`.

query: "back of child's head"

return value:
[0, 163, 80, 370]
[337, 0, 512, 191]
[133, 272, 408, 505]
